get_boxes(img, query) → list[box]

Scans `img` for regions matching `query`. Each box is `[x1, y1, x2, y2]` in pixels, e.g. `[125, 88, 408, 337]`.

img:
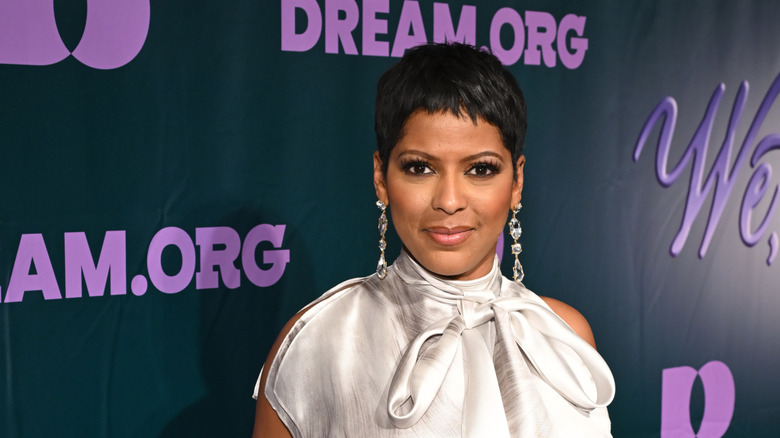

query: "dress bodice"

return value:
[256, 250, 615, 437]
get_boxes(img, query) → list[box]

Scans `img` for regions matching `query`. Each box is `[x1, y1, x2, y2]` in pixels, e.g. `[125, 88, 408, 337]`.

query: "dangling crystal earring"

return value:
[508, 203, 524, 283]
[376, 200, 388, 279]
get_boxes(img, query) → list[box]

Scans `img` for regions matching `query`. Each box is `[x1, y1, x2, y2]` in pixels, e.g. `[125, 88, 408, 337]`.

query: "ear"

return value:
[511, 155, 525, 207]
[373, 151, 389, 205]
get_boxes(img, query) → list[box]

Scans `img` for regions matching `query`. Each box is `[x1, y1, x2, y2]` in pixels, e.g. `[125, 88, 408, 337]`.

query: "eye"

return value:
[401, 160, 434, 175]
[467, 161, 500, 177]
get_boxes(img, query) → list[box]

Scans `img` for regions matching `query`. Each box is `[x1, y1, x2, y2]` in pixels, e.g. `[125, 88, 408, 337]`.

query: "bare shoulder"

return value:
[252, 309, 309, 438]
[539, 296, 597, 349]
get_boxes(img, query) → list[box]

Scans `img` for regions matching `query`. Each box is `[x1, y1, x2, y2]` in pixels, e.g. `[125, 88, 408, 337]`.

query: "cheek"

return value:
[478, 187, 513, 227]
[387, 189, 410, 237]
[387, 183, 423, 232]
[391, 199, 426, 229]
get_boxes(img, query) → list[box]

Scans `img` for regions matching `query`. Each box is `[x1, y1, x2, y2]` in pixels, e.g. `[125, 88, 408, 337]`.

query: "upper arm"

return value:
[540, 296, 597, 349]
[252, 310, 308, 438]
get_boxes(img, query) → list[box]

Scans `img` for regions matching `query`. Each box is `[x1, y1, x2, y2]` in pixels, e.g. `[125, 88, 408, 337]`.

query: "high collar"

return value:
[391, 248, 503, 307]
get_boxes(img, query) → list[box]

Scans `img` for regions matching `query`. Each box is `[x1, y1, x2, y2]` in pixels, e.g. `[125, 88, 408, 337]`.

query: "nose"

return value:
[431, 173, 467, 214]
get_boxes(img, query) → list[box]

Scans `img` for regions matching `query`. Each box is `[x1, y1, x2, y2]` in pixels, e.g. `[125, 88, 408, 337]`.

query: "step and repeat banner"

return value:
[1, 1, 779, 437]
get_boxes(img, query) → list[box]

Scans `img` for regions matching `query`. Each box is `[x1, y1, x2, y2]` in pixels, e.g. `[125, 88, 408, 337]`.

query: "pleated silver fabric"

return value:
[256, 250, 615, 437]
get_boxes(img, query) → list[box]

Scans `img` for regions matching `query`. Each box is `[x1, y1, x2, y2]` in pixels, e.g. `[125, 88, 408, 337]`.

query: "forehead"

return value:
[393, 110, 507, 159]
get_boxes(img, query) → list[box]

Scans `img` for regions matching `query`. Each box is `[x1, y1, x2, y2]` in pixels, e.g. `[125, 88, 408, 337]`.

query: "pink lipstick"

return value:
[424, 227, 473, 246]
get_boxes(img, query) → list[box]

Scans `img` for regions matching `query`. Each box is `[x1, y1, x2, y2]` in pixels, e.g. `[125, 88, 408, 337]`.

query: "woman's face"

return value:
[374, 110, 524, 280]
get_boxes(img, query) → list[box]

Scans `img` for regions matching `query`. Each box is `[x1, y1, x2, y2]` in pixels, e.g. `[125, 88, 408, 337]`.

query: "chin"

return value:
[413, 249, 492, 280]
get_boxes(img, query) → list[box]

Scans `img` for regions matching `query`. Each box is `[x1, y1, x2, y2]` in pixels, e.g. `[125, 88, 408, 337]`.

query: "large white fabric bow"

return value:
[387, 253, 615, 437]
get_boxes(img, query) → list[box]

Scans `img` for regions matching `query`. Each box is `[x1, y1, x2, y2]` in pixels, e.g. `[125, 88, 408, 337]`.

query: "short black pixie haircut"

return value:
[375, 43, 527, 177]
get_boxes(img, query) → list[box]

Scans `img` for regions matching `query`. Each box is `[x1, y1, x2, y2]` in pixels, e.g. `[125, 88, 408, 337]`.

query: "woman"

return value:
[253, 43, 615, 437]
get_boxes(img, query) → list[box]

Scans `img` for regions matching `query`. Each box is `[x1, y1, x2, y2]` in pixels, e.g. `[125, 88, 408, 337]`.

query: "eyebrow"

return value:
[396, 150, 507, 162]
[462, 151, 506, 162]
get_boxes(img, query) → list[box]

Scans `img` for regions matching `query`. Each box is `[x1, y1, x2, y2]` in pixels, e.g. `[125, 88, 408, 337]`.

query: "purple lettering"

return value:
[242, 224, 289, 287]
[489, 7, 524, 66]
[739, 164, 778, 250]
[391, 0, 427, 57]
[744, 125, 780, 264]
[524, 11, 556, 67]
[635, 73, 780, 261]
[558, 14, 588, 69]
[281, 0, 323, 52]
[362, 0, 389, 56]
[325, 0, 358, 55]
[635, 86, 737, 258]
[147, 227, 195, 294]
[195, 227, 241, 290]
[64, 231, 127, 298]
[131, 274, 148, 296]
[276, 2, 586, 69]
[432, 3, 476, 45]
[661, 361, 735, 438]
[4, 234, 61, 303]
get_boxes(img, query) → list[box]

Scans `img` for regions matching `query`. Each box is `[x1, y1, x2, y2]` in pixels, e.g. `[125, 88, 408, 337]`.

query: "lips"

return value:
[423, 227, 474, 246]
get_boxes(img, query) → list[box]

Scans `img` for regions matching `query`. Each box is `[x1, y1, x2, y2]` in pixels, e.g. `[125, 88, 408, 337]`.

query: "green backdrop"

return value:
[2, 1, 780, 436]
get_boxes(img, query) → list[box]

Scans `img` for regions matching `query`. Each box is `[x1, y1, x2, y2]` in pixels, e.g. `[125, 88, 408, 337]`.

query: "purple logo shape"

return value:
[0, 0, 150, 69]
[661, 361, 735, 438]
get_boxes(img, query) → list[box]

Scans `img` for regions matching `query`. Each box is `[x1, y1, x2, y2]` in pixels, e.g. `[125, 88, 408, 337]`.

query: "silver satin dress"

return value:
[254, 250, 615, 437]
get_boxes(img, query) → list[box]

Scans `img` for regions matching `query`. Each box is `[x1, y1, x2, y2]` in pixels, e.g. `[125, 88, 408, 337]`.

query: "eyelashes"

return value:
[399, 158, 503, 177]
[467, 161, 501, 177]
[400, 159, 433, 175]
